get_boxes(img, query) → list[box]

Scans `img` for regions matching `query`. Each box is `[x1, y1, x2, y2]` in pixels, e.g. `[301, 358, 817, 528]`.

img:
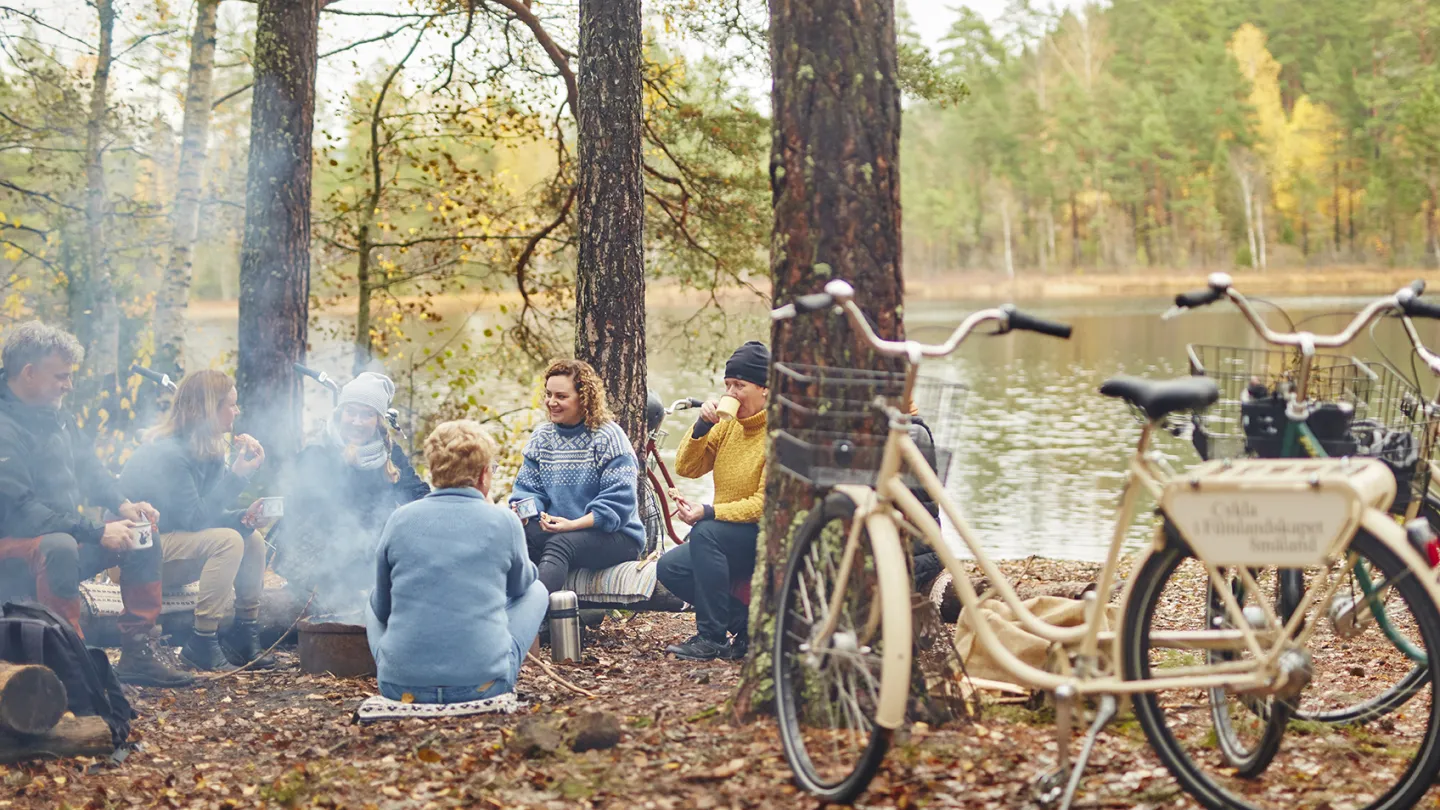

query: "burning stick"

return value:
[199, 591, 316, 683]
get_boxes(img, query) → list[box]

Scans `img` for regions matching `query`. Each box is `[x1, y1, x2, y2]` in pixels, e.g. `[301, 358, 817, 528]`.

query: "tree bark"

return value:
[0, 715, 111, 764]
[0, 664, 66, 736]
[574, 0, 646, 445]
[79, 0, 119, 384]
[732, 0, 905, 719]
[236, 0, 321, 461]
[155, 0, 221, 374]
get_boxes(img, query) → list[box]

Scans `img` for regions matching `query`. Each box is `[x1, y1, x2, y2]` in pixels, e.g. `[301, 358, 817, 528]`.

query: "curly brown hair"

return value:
[544, 359, 613, 431]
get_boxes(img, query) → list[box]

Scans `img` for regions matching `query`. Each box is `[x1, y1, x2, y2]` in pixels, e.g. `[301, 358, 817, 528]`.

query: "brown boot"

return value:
[116, 628, 196, 687]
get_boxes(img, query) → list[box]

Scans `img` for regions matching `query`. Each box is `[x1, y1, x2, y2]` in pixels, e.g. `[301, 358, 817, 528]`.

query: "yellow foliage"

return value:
[1228, 24, 1344, 231]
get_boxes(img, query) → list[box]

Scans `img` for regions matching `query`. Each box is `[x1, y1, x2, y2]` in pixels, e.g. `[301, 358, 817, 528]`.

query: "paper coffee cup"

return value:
[716, 395, 741, 421]
[259, 496, 285, 518]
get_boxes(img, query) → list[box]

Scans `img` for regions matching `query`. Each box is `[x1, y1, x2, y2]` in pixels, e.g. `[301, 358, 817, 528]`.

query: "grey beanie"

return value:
[337, 372, 395, 417]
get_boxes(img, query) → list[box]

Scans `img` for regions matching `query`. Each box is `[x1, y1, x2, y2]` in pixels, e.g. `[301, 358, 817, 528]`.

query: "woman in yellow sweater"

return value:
[657, 341, 770, 661]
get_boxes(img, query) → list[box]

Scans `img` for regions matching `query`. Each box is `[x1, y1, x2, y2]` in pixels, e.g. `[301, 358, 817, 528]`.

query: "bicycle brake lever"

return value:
[1161, 305, 1186, 321]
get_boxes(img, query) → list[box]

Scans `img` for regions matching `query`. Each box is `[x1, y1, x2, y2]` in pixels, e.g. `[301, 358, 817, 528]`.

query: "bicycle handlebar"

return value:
[293, 362, 341, 393]
[668, 398, 704, 413]
[129, 365, 177, 392]
[771, 278, 1071, 360]
[1002, 304, 1073, 339]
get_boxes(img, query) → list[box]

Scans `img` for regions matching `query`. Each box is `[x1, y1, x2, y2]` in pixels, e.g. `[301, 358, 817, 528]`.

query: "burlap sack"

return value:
[953, 594, 1120, 683]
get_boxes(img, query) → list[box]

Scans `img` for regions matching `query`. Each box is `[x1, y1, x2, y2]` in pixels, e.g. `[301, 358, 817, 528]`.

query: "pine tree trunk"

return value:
[155, 0, 221, 375]
[574, 0, 646, 445]
[236, 0, 320, 462]
[731, 0, 905, 720]
[80, 0, 119, 385]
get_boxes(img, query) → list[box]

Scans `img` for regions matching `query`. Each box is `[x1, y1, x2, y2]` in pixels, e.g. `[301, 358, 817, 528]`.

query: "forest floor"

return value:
[4, 557, 1438, 809]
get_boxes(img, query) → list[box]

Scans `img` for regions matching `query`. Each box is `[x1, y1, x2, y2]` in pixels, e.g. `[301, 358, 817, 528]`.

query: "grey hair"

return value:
[2, 321, 85, 373]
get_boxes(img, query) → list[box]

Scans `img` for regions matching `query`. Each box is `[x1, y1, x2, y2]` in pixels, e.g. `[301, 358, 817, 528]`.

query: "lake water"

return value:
[187, 292, 1440, 561]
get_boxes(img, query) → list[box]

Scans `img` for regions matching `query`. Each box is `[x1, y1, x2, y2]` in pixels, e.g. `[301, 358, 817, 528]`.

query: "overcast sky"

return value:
[13, 0, 1087, 126]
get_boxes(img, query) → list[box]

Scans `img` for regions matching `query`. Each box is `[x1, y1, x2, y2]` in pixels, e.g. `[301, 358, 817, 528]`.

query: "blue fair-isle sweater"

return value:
[508, 420, 645, 549]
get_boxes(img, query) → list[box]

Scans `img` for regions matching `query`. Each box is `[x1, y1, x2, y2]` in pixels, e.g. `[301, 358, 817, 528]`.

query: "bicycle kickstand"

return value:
[1032, 686, 1119, 810]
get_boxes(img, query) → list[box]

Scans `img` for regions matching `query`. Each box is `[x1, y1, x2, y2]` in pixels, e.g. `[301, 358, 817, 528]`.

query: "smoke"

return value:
[274, 416, 410, 620]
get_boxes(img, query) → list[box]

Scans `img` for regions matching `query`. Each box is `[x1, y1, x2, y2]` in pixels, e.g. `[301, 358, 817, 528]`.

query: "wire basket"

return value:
[1187, 343, 1438, 511]
[771, 362, 967, 489]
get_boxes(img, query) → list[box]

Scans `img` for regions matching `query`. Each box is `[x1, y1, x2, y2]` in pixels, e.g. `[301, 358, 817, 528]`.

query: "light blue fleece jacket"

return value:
[508, 420, 645, 548]
[366, 487, 537, 688]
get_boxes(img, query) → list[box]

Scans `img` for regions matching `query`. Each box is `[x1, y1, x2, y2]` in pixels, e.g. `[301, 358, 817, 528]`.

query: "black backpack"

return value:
[0, 601, 133, 750]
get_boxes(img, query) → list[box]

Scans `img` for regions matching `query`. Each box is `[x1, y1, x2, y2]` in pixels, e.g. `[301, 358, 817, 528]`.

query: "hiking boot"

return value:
[219, 620, 277, 669]
[664, 634, 701, 655]
[179, 631, 236, 672]
[117, 629, 196, 687]
[719, 635, 748, 661]
[579, 608, 607, 629]
[667, 636, 727, 661]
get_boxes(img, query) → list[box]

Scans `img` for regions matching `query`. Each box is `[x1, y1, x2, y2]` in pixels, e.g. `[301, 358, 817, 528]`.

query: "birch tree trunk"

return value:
[154, 0, 221, 374]
[574, 0, 646, 445]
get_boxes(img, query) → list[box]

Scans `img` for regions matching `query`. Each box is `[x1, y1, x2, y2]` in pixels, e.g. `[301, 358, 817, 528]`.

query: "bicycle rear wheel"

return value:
[773, 492, 893, 804]
[1126, 529, 1440, 810]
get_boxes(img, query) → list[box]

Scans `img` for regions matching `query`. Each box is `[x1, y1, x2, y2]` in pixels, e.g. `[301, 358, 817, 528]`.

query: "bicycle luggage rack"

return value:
[771, 362, 966, 489]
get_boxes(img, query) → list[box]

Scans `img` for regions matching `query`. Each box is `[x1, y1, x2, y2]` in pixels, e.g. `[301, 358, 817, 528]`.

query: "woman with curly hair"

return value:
[508, 359, 644, 593]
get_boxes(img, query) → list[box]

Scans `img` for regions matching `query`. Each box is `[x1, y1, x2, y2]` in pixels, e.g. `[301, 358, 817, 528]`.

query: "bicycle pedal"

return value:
[1029, 768, 1066, 807]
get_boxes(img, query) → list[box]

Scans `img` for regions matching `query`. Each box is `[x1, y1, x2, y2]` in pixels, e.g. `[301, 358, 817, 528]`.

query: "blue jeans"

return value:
[376, 579, 548, 704]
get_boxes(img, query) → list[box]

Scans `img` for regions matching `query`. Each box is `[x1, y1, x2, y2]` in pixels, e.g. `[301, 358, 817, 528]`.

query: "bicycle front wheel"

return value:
[1126, 529, 1440, 810]
[773, 491, 896, 805]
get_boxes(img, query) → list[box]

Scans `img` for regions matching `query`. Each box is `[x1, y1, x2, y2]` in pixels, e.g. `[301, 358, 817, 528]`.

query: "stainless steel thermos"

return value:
[548, 590, 582, 663]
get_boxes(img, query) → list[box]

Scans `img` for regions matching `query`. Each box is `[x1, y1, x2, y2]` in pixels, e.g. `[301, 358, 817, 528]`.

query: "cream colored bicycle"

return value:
[768, 279, 1440, 810]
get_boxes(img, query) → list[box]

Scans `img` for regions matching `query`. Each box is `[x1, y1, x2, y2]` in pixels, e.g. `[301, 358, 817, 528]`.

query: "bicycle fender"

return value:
[862, 509, 913, 730]
[1361, 508, 1440, 606]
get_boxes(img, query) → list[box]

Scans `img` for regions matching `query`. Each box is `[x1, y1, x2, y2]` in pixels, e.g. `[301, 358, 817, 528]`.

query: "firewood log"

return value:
[0, 663, 66, 735]
[0, 715, 112, 763]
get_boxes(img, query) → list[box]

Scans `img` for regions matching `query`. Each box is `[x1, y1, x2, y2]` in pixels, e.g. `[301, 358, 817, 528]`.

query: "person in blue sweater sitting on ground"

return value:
[366, 420, 547, 704]
[508, 359, 645, 593]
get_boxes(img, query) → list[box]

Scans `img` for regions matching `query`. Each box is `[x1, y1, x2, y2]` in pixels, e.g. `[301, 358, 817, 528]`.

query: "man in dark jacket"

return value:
[0, 321, 192, 686]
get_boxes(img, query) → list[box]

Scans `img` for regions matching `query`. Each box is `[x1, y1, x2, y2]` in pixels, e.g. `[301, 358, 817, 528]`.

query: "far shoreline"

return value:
[183, 266, 1438, 320]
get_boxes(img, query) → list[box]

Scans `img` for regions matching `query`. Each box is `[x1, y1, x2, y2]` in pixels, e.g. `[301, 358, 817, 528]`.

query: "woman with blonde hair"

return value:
[509, 359, 644, 593]
[118, 370, 275, 671]
[367, 420, 546, 704]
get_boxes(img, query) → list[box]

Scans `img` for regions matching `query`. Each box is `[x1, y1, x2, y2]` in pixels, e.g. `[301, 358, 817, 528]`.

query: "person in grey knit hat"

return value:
[272, 371, 430, 606]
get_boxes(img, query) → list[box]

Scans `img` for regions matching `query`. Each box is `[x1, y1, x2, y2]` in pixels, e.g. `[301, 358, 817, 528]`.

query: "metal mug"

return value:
[548, 590, 582, 664]
[130, 521, 154, 550]
[513, 497, 539, 521]
[259, 496, 285, 518]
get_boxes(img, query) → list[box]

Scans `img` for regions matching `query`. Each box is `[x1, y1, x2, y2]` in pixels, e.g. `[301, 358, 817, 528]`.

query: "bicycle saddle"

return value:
[1099, 375, 1219, 421]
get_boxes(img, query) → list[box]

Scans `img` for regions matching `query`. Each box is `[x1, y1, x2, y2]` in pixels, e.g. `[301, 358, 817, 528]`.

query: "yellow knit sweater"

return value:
[674, 409, 767, 524]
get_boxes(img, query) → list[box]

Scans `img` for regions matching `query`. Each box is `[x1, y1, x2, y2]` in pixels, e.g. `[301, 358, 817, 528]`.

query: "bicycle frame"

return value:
[786, 289, 1440, 734]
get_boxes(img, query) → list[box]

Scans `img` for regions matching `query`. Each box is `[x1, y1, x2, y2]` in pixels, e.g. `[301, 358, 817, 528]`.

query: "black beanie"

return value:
[724, 341, 771, 388]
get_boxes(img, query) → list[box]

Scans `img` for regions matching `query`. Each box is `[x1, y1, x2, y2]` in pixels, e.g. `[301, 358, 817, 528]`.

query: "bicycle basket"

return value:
[771, 362, 966, 489]
[1187, 343, 1438, 512]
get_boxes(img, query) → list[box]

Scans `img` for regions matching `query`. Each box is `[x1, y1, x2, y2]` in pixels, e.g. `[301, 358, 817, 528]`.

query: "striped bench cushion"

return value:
[564, 557, 659, 604]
